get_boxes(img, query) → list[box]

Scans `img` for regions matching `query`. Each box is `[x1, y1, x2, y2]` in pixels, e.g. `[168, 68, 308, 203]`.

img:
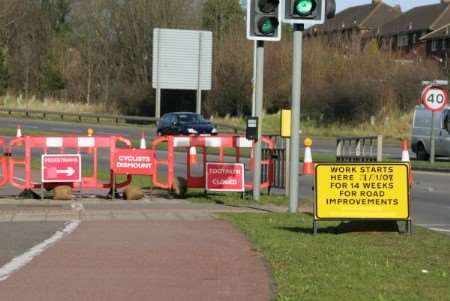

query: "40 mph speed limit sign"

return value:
[421, 85, 448, 112]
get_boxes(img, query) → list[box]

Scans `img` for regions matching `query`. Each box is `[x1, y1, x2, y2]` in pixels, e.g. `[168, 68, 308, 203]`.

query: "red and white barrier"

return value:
[152, 135, 274, 191]
[8, 135, 133, 193]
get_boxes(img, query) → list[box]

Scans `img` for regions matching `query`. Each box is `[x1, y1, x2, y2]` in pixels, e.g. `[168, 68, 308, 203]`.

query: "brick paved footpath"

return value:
[0, 198, 275, 301]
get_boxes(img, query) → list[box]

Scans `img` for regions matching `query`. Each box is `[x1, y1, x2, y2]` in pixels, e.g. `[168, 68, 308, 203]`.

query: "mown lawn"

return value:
[222, 213, 450, 301]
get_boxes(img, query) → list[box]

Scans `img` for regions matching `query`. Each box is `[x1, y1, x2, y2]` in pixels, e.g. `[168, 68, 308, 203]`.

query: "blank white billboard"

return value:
[152, 28, 213, 91]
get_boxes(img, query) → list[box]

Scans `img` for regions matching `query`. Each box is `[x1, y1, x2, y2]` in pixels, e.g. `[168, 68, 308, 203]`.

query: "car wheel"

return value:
[416, 143, 429, 161]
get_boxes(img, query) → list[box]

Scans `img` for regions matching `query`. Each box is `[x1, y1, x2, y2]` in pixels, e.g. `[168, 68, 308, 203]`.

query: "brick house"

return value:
[306, 0, 401, 51]
[379, 0, 450, 56]
[420, 23, 450, 68]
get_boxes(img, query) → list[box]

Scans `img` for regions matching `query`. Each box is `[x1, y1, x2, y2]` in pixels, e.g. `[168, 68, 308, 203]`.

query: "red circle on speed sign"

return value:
[421, 85, 448, 112]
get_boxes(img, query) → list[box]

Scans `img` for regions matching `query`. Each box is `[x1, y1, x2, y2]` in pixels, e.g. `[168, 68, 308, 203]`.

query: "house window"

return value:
[412, 33, 417, 45]
[431, 40, 439, 52]
[397, 34, 409, 47]
[442, 39, 447, 50]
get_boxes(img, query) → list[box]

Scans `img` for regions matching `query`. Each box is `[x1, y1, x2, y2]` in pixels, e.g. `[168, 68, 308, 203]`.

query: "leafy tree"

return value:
[0, 47, 8, 93]
[201, 0, 244, 36]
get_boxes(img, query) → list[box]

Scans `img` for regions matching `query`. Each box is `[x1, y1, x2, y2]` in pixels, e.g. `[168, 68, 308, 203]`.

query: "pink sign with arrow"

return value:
[41, 154, 82, 183]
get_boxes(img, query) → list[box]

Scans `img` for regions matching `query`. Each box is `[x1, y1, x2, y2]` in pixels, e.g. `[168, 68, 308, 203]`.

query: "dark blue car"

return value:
[157, 112, 218, 136]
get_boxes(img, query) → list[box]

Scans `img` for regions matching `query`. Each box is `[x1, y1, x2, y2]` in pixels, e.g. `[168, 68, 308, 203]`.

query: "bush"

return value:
[205, 34, 444, 121]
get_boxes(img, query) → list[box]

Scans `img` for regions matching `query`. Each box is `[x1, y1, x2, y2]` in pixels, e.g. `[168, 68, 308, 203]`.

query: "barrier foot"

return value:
[18, 189, 41, 200]
[106, 188, 121, 200]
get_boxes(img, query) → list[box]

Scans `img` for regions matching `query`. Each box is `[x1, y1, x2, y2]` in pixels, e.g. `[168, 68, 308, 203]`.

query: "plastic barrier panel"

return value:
[9, 136, 132, 192]
[152, 135, 274, 192]
[0, 138, 8, 187]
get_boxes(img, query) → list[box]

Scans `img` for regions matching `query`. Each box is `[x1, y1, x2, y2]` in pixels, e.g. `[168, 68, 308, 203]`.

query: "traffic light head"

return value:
[283, 0, 335, 25]
[247, 0, 282, 41]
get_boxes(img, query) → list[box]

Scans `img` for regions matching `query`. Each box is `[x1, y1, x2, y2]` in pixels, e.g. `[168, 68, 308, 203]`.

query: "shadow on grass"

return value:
[278, 220, 400, 235]
[336, 221, 400, 233]
[277, 226, 338, 235]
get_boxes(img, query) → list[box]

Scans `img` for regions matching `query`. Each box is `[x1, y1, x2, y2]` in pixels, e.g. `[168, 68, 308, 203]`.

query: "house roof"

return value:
[420, 23, 450, 40]
[380, 2, 450, 36]
[308, 1, 401, 35]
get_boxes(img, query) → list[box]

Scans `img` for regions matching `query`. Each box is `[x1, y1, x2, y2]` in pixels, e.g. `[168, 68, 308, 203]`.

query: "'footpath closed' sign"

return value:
[206, 163, 245, 192]
[315, 163, 410, 220]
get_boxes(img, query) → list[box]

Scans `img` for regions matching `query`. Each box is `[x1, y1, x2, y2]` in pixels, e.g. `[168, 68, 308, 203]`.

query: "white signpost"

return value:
[152, 28, 213, 118]
[421, 83, 449, 164]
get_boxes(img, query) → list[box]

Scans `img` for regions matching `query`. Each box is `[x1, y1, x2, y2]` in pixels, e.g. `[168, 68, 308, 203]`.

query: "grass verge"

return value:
[221, 213, 450, 301]
[187, 190, 311, 209]
[212, 111, 413, 141]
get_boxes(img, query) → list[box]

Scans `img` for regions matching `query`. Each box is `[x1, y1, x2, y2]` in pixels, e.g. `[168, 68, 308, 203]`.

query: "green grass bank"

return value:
[222, 213, 450, 301]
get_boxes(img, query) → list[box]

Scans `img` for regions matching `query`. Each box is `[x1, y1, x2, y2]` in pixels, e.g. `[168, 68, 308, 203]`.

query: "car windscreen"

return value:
[177, 114, 204, 123]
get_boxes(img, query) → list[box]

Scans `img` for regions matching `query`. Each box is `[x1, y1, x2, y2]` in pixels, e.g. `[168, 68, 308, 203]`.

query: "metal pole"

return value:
[285, 138, 290, 196]
[252, 41, 257, 115]
[155, 29, 162, 119]
[196, 90, 202, 114]
[196, 32, 203, 114]
[253, 40, 264, 201]
[156, 89, 161, 119]
[289, 24, 304, 213]
[430, 111, 436, 164]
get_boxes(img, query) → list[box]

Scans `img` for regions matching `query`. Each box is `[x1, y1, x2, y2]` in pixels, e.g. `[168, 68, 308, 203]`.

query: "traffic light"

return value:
[247, 0, 282, 41]
[283, 0, 335, 25]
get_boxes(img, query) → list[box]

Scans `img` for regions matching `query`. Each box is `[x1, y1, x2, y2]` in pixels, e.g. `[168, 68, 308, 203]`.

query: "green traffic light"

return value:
[295, 0, 316, 16]
[258, 17, 278, 35]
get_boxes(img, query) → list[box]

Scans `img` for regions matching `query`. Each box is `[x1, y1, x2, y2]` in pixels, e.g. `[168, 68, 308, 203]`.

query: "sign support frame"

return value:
[430, 112, 436, 164]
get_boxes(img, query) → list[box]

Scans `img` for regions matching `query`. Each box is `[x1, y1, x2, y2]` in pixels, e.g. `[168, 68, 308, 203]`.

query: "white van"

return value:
[411, 105, 450, 160]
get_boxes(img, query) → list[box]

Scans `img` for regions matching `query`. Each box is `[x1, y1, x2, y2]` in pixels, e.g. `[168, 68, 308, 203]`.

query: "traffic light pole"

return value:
[253, 40, 265, 201]
[289, 24, 304, 213]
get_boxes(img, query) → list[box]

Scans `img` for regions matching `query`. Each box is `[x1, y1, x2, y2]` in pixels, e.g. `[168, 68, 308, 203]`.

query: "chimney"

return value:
[373, 0, 383, 5]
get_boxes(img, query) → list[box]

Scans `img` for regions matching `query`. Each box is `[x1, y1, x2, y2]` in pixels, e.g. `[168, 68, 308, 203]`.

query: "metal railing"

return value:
[336, 135, 383, 162]
[262, 148, 286, 191]
[0, 107, 243, 134]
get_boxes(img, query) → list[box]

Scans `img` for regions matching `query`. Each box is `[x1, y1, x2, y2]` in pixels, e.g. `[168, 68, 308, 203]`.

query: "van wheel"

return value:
[416, 143, 429, 161]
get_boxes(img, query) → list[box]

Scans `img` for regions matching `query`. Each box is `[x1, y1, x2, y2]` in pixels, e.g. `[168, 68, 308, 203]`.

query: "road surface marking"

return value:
[13, 176, 39, 186]
[9, 124, 39, 129]
[429, 228, 450, 233]
[71, 202, 84, 211]
[0, 220, 80, 282]
[50, 128, 80, 133]
[413, 170, 450, 177]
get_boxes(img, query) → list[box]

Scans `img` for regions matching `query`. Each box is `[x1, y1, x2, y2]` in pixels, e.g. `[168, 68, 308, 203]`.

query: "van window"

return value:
[444, 110, 450, 131]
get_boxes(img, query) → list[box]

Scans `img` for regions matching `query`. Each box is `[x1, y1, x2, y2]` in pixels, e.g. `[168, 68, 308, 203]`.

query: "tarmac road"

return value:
[0, 116, 405, 158]
[0, 222, 65, 268]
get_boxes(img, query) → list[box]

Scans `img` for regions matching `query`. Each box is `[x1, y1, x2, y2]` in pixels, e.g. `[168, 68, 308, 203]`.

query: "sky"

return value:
[337, 0, 441, 13]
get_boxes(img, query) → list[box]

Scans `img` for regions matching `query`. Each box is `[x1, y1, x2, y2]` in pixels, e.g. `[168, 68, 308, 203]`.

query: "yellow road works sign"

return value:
[315, 163, 410, 220]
